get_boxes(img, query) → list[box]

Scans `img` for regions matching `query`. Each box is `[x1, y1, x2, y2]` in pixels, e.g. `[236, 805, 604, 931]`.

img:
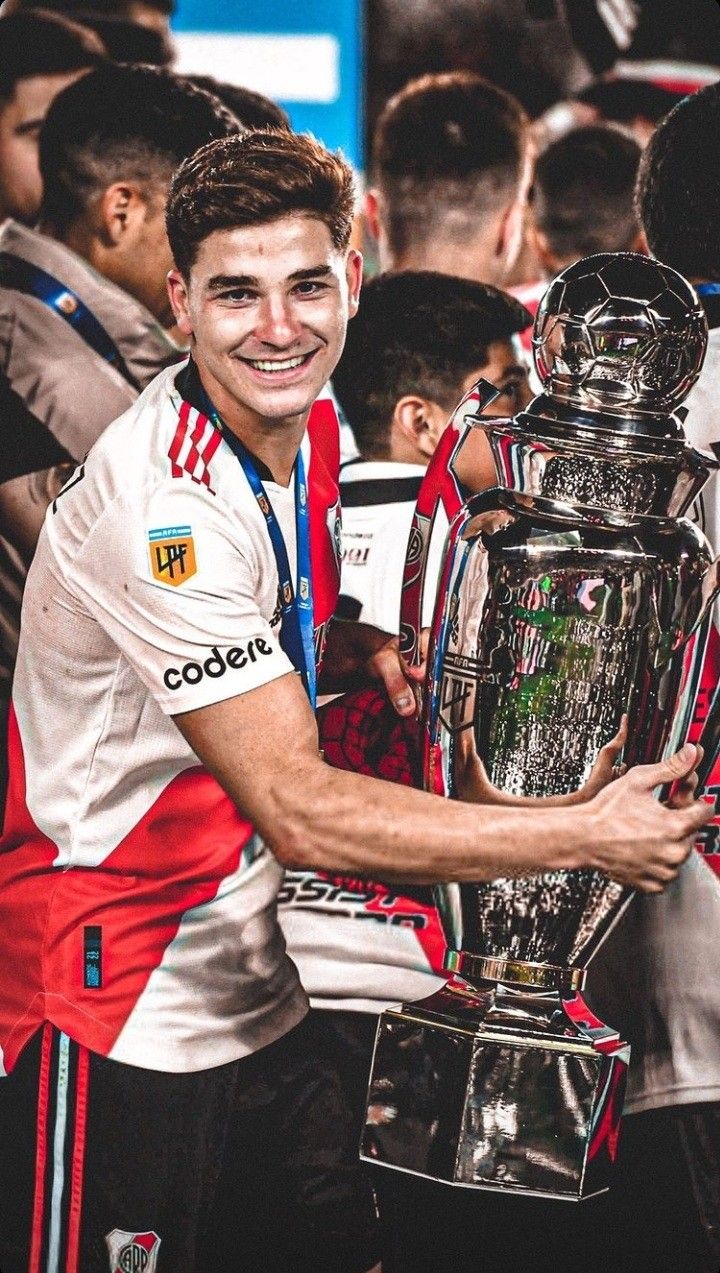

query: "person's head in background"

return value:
[185, 76, 290, 133]
[636, 82, 720, 286]
[332, 270, 532, 468]
[366, 72, 531, 288]
[0, 0, 174, 63]
[534, 77, 689, 154]
[574, 78, 691, 148]
[0, 9, 106, 225]
[37, 63, 238, 327]
[530, 124, 644, 280]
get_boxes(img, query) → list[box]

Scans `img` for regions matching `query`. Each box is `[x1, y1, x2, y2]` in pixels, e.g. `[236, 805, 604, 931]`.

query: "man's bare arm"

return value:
[174, 672, 711, 893]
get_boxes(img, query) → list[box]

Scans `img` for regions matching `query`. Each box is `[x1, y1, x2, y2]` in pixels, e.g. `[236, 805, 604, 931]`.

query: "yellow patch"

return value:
[148, 525, 197, 588]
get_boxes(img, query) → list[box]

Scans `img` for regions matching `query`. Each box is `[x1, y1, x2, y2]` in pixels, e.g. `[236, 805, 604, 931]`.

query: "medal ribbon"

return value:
[195, 383, 316, 708]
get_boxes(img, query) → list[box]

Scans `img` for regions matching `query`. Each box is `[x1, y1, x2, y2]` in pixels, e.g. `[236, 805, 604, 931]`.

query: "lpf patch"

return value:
[105, 1229, 161, 1273]
[148, 524, 196, 588]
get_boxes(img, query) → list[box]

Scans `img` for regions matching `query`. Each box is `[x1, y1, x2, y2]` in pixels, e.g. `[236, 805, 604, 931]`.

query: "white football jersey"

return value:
[0, 363, 341, 1074]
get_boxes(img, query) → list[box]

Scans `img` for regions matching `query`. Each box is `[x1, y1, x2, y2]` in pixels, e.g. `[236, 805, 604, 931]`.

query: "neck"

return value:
[385, 233, 506, 287]
[195, 358, 307, 487]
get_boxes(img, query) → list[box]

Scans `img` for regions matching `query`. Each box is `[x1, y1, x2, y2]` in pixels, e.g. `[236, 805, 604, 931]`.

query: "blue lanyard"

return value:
[696, 282, 720, 296]
[0, 252, 140, 390]
[195, 383, 316, 708]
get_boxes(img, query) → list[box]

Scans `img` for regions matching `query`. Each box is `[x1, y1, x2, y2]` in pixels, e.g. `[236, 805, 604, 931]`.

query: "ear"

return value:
[345, 248, 363, 318]
[529, 222, 560, 277]
[363, 188, 381, 244]
[497, 198, 524, 275]
[392, 395, 447, 461]
[166, 269, 194, 339]
[97, 182, 146, 247]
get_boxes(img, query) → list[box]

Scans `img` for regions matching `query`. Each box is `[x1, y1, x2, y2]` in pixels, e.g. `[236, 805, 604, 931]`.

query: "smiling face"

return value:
[168, 213, 362, 441]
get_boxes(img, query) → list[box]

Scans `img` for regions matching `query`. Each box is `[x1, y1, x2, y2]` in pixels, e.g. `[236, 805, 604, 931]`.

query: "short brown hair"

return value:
[372, 72, 527, 260]
[166, 130, 356, 277]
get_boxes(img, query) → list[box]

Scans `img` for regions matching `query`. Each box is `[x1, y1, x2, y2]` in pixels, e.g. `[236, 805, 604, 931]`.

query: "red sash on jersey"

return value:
[307, 397, 342, 671]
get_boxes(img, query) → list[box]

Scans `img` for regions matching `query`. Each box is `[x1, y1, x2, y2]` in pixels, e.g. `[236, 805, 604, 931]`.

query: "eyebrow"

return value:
[206, 264, 334, 293]
[496, 364, 527, 379]
[14, 117, 44, 136]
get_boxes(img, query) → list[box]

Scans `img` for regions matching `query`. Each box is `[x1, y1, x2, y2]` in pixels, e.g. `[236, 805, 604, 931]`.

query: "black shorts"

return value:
[0, 1015, 380, 1273]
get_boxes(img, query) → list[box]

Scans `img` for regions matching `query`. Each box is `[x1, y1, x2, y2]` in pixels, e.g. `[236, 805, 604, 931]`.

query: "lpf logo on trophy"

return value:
[361, 254, 720, 1200]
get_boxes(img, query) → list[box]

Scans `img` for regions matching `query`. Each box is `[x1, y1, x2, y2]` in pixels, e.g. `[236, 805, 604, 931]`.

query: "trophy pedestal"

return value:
[361, 976, 628, 1202]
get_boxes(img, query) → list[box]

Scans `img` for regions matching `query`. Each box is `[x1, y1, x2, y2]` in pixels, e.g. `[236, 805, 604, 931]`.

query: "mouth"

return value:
[239, 349, 320, 380]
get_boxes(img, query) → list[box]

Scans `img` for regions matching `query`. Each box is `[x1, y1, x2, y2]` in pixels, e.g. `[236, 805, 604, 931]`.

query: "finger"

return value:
[630, 743, 699, 790]
[372, 645, 417, 717]
[682, 800, 715, 835]
[667, 773, 699, 809]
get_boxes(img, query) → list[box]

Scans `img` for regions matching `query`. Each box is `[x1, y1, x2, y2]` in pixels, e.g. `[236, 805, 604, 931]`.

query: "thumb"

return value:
[372, 644, 417, 717]
[633, 742, 699, 790]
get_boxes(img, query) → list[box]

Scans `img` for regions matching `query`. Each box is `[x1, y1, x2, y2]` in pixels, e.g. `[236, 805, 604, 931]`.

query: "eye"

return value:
[293, 279, 329, 296]
[217, 288, 255, 304]
[495, 376, 526, 405]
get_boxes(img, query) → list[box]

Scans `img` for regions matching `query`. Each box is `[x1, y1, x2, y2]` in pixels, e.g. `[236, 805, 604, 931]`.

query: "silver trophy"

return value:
[361, 253, 720, 1200]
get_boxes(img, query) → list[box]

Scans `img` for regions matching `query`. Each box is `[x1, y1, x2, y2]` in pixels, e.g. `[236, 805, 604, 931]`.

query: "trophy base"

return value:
[360, 978, 628, 1201]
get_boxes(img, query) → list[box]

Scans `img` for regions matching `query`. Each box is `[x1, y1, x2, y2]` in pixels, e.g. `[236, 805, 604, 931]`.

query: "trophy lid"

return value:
[532, 253, 708, 417]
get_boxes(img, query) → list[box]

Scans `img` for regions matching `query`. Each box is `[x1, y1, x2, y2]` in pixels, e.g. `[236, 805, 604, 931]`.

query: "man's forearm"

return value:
[175, 673, 708, 894]
[262, 757, 587, 883]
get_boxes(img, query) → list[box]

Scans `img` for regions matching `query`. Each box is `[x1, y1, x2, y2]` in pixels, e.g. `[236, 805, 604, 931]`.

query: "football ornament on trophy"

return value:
[361, 253, 720, 1200]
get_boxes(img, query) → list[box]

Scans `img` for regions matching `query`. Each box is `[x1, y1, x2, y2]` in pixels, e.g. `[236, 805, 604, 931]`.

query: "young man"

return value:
[366, 71, 532, 288]
[513, 123, 644, 342]
[0, 8, 106, 226]
[529, 124, 644, 279]
[584, 82, 720, 1273]
[333, 270, 531, 633]
[0, 128, 707, 1273]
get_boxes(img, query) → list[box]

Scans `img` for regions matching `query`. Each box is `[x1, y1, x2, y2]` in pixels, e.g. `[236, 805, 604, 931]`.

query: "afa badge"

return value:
[105, 1229, 161, 1273]
[148, 525, 196, 588]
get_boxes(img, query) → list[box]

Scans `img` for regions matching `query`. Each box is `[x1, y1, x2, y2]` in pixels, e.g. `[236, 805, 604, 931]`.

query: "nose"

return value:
[255, 294, 302, 348]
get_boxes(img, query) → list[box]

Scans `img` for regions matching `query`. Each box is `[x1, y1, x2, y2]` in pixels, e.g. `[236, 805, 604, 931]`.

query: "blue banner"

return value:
[172, 0, 364, 169]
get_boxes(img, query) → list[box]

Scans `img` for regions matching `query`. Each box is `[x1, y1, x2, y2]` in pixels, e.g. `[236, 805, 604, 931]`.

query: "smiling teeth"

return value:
[249, 355, 307, 372]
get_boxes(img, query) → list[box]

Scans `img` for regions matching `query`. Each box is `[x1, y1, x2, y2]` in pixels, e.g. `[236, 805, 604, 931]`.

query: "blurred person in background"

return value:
[513, 123, 644, 332]
[583, 80, 720, 1273]
[0, 64, 237, 805]
[0, 0, 175, 63]
[0, 8, 106, 226]
[530, 125, 644, 275]
[365, 72, 532, 290]
[186, 74, 291, 132]
[332, 272, 531, 630]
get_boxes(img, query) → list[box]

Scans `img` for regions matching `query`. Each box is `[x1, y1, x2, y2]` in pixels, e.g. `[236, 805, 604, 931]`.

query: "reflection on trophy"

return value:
[361, 253, 720, 1200]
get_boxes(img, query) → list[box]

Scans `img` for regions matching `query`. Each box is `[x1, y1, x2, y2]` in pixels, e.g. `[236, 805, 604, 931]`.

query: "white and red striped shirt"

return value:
[0, 363, 341, 1074]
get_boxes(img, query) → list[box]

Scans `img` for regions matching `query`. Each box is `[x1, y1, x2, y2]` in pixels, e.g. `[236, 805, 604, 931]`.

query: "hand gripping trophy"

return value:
[360, 253, 720, 1200]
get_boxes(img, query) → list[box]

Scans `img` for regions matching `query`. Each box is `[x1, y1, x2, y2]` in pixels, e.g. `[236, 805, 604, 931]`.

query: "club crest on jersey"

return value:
[148, 525, 197, 588]
[105, 1229, 161, 1273]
